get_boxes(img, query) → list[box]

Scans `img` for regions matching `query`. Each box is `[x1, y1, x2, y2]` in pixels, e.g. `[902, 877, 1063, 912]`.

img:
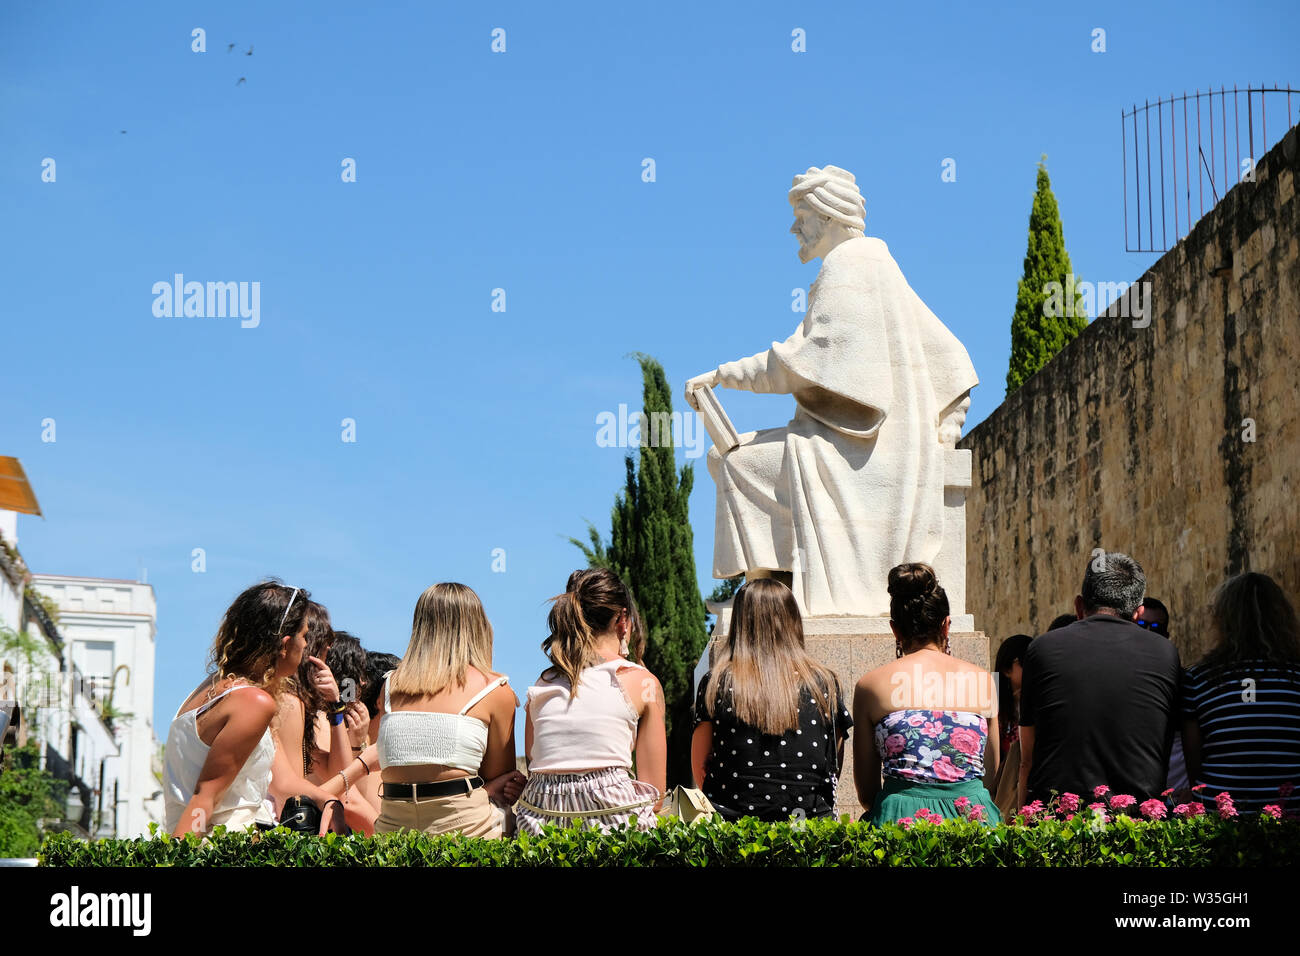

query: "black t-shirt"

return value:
[1020, 614, 1181, 801]
[694, 672, 853, 821]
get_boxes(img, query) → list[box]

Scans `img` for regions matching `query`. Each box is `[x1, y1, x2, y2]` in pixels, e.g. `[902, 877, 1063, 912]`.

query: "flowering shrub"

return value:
[36, 796, 1299, 868]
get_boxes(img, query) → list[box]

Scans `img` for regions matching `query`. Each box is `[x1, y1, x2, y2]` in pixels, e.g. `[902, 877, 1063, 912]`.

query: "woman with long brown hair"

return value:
[515, 568, 666, 834]
[163, 582, 345, 837]
[368, 582, 524, 837]
[691, 578, 852, 821]
[269, 601, 377, 833]
[1183, 571, 1300, 814]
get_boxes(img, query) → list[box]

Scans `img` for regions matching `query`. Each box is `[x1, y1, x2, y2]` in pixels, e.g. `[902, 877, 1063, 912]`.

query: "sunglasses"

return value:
[1136, 619, 1169, 637]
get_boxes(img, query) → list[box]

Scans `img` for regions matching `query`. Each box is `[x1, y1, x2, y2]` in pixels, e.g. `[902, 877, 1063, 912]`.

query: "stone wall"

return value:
[959, 124, 1300, 666]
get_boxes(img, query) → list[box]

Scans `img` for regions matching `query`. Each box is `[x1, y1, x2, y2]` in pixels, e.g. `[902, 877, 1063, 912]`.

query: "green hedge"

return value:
[38, 814, 1299, 867]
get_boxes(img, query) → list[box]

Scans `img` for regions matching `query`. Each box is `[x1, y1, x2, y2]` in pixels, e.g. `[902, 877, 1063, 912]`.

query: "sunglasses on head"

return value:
[1136, 619, 1168, 637]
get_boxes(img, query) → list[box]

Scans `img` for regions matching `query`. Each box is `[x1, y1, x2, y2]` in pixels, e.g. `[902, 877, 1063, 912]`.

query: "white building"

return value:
[30, 574, 163, 836]
[0, 510, 22, 633]
[3, 510, 121, 839]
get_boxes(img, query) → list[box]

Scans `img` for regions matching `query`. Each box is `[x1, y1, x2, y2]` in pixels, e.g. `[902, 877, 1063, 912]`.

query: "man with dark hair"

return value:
[1047, 613, 1076, 632]
[1017, 552, 1181, 806]
[1136, 597, 1169, 636]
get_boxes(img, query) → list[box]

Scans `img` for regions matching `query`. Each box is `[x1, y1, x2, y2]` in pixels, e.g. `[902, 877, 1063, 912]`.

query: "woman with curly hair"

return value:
[163, 582, 345, 837]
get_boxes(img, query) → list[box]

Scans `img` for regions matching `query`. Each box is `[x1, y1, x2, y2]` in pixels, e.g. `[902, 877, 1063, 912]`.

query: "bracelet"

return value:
[338, 769, 350, 792]
[356, 754, 371, 775]
[327, 699, 348, 715]
[330, 710, 346, 725]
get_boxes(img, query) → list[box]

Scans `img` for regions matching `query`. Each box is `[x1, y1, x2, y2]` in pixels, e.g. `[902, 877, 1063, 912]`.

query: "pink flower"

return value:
[922, 720, 945, 737]
[1161, 788, 1174, 797]
[1059, 792, 1081, 813]
[1215, 792, 1238, 819]
[1139, 799, 1167, 820]
[954, 796, 971, 812]
[906, 714, 927, 727]
[966, 805, 986, 822]
[949, 727, 981, 756]
[1173, 803, 1205, 819]
[931, 756, 964, 782]
[1191, 784, 1207, 792]
[1018, 800, 1044, 823]
[914, 808, 936, 822]
[897, 816, 915, 830]
[884, 734, 906, 755]
[1093, 785, 1110, 799]
[1087, 802, 1111, 822]
[1109, 794, 1137, 811]
[1065, 813, 1075, 821]
[1262, 805, 1283, 819]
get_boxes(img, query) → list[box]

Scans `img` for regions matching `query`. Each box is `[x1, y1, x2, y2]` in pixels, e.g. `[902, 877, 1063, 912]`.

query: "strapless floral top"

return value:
[873, 710, 988, 782]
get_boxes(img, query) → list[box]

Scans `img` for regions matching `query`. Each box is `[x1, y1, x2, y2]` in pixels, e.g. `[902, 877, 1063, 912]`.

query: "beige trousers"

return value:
[374, 786, 503, 838]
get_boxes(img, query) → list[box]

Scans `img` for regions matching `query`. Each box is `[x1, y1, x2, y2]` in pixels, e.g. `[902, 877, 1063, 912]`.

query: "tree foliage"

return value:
[1006, 157, 1088, 394]
[571, 355, 709, 786]
[0, 742, 68, 857]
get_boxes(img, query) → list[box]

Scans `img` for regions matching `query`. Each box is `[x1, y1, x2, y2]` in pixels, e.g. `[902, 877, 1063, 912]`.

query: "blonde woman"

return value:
[369, 582, 525, 837]
[691, 579, 853, 821]
[515, 568, 667, 835]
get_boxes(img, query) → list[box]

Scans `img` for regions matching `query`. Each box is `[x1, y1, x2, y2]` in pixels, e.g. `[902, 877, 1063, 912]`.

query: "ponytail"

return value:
[541, 568, 639, 696]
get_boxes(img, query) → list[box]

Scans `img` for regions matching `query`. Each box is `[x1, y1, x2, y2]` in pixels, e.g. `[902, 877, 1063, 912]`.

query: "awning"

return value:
[0, 457, 41, 516]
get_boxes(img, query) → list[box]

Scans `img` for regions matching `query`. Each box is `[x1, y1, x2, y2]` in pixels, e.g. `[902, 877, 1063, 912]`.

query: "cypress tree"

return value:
[569, 354, 709, 786]
[1006, 156, 1088, 394]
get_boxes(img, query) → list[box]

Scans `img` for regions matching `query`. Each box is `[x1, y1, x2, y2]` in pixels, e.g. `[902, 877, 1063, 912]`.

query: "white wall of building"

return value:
[31, 575, 162, 836]
[0, 511, 22, 633]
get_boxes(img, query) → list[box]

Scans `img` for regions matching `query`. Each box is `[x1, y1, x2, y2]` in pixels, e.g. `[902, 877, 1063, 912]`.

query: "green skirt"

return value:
[865, 776, 1002, 826]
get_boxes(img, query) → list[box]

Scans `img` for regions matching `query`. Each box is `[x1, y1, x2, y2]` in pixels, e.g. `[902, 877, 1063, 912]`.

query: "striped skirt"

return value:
[514, 768, 660, 837]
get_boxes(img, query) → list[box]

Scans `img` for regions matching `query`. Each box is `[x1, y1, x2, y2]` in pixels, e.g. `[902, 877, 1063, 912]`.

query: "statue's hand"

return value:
[684, 370, 720, 410]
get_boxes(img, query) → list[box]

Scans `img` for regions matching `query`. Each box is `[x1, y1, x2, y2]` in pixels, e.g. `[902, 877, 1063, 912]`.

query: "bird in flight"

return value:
[245, 45, 253, 56]
[227, 42, 235, 53]
[119, 130, 127, 134]
[236, 77, 246, 86]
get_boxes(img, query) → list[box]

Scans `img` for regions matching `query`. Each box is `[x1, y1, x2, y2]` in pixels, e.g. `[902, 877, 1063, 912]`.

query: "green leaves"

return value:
[1006, 158, 1089, 395]
[35, 815, 1298, 868]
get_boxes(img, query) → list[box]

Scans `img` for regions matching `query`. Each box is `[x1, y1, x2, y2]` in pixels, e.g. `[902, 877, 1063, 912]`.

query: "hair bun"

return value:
[888, 563, 938, 601]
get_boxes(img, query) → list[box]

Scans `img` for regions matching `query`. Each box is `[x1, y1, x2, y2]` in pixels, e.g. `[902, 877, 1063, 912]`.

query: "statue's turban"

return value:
[788, 165, 865, 231]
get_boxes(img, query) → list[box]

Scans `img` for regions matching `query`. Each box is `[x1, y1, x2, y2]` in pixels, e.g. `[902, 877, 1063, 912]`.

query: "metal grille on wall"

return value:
[1122, 86, 1297, 253]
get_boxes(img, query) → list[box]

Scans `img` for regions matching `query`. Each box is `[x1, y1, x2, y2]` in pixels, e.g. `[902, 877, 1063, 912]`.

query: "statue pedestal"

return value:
[802, 617, 988, 820]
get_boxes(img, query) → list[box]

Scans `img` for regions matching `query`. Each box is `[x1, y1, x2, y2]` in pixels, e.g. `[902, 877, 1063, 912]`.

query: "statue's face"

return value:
[790, 202, 830, 263]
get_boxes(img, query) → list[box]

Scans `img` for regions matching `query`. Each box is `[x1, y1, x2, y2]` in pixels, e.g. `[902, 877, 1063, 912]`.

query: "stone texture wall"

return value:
[959, 124, 1300, 667]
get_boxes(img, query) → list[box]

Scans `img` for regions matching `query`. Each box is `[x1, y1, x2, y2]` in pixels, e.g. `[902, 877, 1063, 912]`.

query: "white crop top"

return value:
[376, 671, 508, 774]
[527, 658, 643, 773]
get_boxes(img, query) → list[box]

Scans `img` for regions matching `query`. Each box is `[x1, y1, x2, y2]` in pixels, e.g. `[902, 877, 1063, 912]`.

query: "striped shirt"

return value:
[1182, 659, 1300, 813]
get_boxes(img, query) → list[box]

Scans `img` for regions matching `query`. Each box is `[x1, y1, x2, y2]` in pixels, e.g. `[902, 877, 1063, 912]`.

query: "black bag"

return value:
[278, 796, 322, 834]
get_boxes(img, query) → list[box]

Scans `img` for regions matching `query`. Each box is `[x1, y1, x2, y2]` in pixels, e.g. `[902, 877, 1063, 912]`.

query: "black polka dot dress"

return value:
[694, 673, 853, 822]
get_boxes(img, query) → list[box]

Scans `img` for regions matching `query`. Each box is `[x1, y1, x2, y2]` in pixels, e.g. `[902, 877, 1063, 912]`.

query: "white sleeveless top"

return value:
[527, 659, 643, 773]
[163, 684, 275, 834]
[376, 671, 508, 774]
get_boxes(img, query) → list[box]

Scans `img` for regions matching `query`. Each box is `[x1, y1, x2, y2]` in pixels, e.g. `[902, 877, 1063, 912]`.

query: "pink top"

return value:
[527, 659, 644, 773]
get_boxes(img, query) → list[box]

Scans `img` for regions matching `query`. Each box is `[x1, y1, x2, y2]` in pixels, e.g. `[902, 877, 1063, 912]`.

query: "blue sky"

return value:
[2, 0, 1296, 736]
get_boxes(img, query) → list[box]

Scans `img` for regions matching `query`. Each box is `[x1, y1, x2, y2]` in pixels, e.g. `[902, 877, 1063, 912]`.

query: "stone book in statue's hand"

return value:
[690, 384, 740, 452]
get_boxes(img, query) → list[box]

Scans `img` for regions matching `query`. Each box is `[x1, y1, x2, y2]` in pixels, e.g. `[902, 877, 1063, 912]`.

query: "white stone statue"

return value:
[686, 165, 978, 618]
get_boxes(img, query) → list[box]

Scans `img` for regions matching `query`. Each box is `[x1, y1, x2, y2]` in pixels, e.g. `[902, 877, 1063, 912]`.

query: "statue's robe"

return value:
[707, 235, 978, 616]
